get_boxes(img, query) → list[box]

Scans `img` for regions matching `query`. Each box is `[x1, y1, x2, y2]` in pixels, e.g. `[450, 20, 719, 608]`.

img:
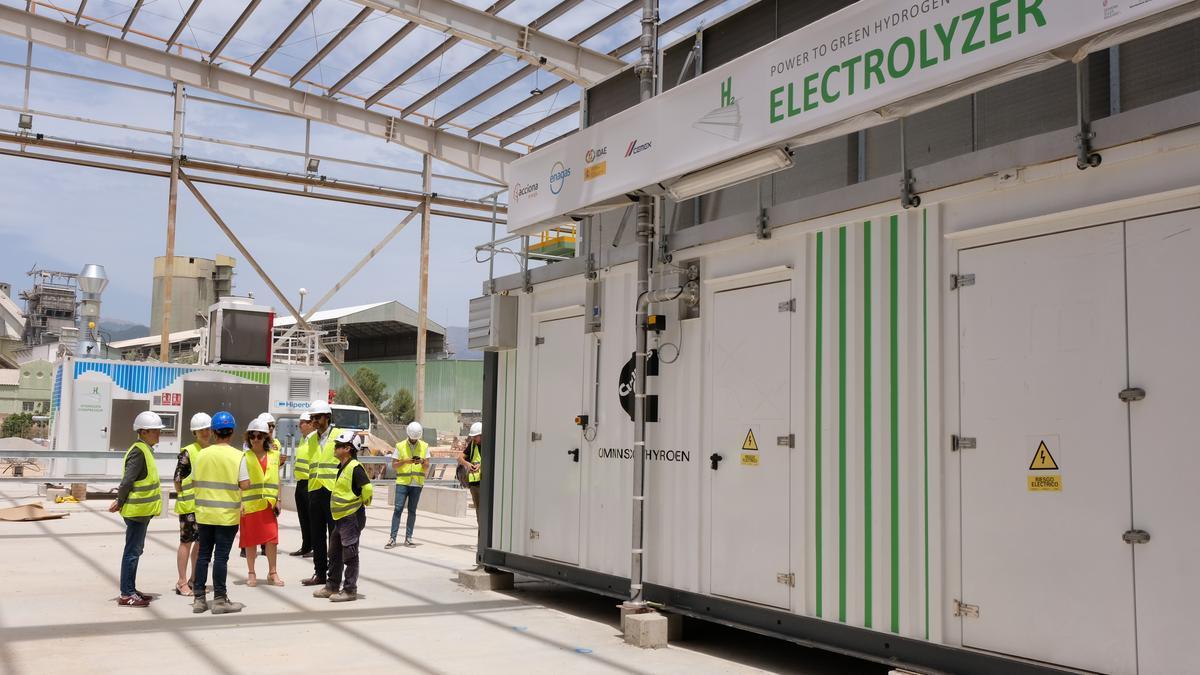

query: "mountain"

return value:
[100, 319, 151, 342]
[444, 326, 482, 360]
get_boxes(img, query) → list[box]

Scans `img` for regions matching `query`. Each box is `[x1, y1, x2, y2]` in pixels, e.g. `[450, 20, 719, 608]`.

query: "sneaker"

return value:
[191, 596, 209, 614]
[312, 586, 335, 599]
[384, 539, 397, 549]
[211, 596, 244, 614]
[133, 590, 154, 602]
[330, 591, 357, 603]
[300, 575, 326, 587]
[117, 594, 150, 608]
[404, 539, 414, 547]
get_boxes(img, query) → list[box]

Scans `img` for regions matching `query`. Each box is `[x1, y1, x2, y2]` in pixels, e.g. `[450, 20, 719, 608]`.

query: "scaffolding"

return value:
[19, 268, 78, 347]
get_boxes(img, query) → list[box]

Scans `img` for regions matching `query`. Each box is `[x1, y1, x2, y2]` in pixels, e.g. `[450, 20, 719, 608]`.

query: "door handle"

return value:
[568, 448, 580, 463]
[1122, 529, 1150, 544]
[710, 453, 723, 470]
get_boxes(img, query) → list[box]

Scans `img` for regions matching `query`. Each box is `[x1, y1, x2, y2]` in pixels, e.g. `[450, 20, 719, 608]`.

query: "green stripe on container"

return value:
[838, 226, 847, 623]
[863, 220, 873, 628]
[815, 231, 824, 618]
[922, 209, 929, 640]
[889, 214, 900, 634]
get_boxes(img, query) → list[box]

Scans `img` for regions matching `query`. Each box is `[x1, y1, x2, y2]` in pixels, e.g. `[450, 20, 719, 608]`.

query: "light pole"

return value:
[298, 287, 308, 314]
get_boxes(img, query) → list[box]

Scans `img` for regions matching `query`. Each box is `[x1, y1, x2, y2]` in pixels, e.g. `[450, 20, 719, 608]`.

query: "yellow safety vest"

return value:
[307, 427, 343, 492]
[330, 459, 373, 521]
[271, 437, 281, 452]
[120, 441, 161, 519]
[293, 431, 312, 480]
[193, 443, 242, 526]
[468, 441, 482, 484]
[395, 440, 429, 487]
[173, 442, 202, 515]
[242, 450, 280, 514]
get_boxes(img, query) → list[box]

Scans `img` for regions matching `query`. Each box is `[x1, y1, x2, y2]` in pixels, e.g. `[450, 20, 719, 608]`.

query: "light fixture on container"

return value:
[665, 147, 793, 201]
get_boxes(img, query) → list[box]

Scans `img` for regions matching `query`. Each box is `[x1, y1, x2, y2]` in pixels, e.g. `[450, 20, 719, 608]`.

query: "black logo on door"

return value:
[618, 350, 658, 422]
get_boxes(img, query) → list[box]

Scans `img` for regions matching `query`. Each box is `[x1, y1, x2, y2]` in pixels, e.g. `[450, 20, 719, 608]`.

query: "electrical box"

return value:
[206, 297, 274, 367]
[584, 279, 603, 333]
[468, 294, 518, 351]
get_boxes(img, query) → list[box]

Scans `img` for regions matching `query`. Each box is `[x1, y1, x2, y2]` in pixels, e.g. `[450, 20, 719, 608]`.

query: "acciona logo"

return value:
[625, 139, 652, 157]
[511, 182, 539, 204]
[549, 161, 572, 194]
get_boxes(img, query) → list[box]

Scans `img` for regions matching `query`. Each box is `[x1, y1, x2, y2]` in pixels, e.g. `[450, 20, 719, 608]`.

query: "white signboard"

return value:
[506, 0, 1190, 234]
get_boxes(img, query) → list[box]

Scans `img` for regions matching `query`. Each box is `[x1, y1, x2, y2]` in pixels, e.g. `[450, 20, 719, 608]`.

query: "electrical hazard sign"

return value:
[741, 429, 758, 452]
[741, 453, 759, 466]
[1027, 439, 1062, 492]
[1029, 441, 1059, 470]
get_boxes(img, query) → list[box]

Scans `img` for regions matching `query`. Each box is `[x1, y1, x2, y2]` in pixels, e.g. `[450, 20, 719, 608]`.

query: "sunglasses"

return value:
[249, 432, 268, 440]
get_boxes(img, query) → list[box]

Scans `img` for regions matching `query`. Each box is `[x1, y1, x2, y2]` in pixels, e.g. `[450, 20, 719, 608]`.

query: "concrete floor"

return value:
[0, 485, 886, 675]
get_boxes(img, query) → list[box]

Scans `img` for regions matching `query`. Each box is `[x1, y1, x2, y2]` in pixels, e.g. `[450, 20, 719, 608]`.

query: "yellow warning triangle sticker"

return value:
[741, 429, 758, 451]
[1029, 441, 1059, 470]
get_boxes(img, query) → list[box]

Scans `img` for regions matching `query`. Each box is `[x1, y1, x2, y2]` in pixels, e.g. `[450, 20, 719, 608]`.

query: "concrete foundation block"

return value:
[44, 487, 68, 502]
[619, 606, 681, 639]
[457, 568, 514, 591]
[623, 611, 670, 649]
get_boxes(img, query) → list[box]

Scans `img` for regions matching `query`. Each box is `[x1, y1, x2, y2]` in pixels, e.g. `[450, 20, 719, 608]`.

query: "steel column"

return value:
[160, 82, 185, 360]
[415, 153, 432, 420]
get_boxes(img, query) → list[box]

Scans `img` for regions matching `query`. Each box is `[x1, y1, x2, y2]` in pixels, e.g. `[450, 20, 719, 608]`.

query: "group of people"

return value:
[111, 400, 486, 614]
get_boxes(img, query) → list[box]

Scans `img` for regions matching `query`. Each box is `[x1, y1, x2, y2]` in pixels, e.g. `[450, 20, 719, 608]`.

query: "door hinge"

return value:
[953, 600, 980, 618]
[952, 435, 976, 452]
[534, 336, 545, 345]
[950, 273, 975, 290]
[776, 572, 796, 587]
[528, 529, 540, 540]
[777, 434, 795, 448]
[530, 432, 542, 442]
[778, 298, 796, 312]
[1122, 529, 1150, 544]
[1118, 387, 1146, 402]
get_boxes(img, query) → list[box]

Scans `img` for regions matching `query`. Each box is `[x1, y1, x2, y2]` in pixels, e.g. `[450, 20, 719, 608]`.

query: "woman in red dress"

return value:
[239, 417, 283, 587]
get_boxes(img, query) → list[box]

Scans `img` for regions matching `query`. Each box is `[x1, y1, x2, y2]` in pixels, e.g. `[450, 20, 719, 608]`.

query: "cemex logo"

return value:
[510, 182, 539, 204]
[720, 76, 735, 107]
[549, 161, 571, 195]
[625, 139, 652, 157]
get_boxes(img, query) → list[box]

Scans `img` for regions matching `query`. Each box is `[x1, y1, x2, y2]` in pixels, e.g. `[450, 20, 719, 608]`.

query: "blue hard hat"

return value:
[211, 411, 236, 432]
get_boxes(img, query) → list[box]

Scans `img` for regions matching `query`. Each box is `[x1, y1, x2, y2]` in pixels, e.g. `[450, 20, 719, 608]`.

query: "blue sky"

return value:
[0, 0, 748, 326]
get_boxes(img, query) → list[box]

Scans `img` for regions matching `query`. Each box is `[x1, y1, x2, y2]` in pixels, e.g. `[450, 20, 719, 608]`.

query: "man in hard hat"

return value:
[191, 411, 245, 614]
[289, 412, 316, 558]
[458, 422, 484, 527]
[108, 410, 165, 608]
[387, 421, 429, 548]
[301, 399, 342, 588]
[314, 430, 372, 602]
[172, 412, 212, 597]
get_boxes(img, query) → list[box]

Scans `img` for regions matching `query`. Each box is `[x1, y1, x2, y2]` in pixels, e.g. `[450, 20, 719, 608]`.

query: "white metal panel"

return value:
[1126, 208, 1200, 675]
[708, 279, 793, 609]
[529, 315, 585, 564]
[69, 378, 110, 474]
[958, 224, 1135, 674]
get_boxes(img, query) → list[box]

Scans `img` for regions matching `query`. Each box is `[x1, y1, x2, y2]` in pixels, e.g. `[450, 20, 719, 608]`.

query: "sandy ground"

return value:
[0, 484, 884, 675]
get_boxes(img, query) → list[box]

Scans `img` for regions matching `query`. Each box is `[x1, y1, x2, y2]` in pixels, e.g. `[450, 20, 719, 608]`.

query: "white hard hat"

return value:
[406, 421, 423, 440]
[469, 422, 483, 437]
[310, 399, 332, 415]
[247, 417, 270, 434]
[190, 412, 212, 431]
[334, 430, 362, 451]
[257, 412, 276, 425]
[298, 412, 312, 422]
[133, 411, 165, 431]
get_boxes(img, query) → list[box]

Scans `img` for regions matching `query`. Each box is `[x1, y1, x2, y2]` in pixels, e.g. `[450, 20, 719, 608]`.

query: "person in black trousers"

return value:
[289, 412, 315, 557]
[301, 400, 337, 587]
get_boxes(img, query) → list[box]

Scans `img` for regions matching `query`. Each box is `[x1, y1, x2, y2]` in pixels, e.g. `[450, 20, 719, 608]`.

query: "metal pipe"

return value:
[415, 153, 433, 420]
[488, 195, 499, 293]
[160, 83, 185, 360]
[627, 0, 658, 611]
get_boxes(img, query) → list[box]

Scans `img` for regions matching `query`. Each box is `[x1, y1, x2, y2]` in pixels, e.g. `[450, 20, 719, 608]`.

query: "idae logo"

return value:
[549, 161, 572, 194]
[584, 146, 607, 181]
[510, 181, 539, 204]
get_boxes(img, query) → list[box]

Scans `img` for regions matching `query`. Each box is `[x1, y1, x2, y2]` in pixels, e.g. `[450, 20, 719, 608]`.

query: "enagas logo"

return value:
[549, 161, 572, 195]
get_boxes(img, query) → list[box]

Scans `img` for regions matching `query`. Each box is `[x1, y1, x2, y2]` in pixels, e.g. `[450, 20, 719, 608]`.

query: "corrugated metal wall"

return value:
[327, 359, 483, 413]
[806, 208, 940, 639]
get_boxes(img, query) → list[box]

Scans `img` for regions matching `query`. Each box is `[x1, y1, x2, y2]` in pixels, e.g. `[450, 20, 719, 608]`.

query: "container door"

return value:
[1126, 209, 1200, 675]
[69, 380, 111, 475]
[529, 315, 585, 564]
[958, 224, 1135, 674]
[708, 280, 793, 609]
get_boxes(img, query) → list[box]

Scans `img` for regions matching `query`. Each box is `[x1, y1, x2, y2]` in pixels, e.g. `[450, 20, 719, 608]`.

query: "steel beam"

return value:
[72, 0, 86, 25]
[364, 0, 516, 109]
[500, 101, 578, 146]
[164, 0, 203, 51]
[119, 0, 143, 38]
[208, 0, 261, 62]
[290, 6, 372, 86]
[402, 0, 582, 119]
[325, 22, 418, 97]
[0, 5, 517, 182]
[250, 0, 322, 75]
[415, 153, 433, 419]
[351, 0, 625, 86]
[473, 0, 724, 141]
